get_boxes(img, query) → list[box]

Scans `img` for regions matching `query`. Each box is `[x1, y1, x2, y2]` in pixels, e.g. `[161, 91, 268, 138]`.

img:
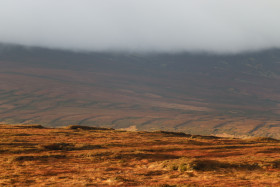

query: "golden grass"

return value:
[0, 124, 279, 186]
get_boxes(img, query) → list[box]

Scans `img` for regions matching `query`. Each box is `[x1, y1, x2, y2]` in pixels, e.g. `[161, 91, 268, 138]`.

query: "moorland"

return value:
[0, 124, 279, 186]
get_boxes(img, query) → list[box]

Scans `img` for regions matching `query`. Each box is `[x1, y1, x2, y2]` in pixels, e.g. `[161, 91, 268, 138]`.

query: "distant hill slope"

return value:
[0, 44, 279, 138]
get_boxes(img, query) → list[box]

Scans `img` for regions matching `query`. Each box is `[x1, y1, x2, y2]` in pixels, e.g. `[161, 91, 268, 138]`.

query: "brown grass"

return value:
[0, 124, 279, 186]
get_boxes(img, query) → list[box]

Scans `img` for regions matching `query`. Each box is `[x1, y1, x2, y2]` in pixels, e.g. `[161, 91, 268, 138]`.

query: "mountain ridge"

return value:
[0, 43, 279, 138]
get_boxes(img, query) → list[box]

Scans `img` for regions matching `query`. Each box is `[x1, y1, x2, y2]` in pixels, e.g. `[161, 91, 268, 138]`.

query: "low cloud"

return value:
[0, 0, 280, 53]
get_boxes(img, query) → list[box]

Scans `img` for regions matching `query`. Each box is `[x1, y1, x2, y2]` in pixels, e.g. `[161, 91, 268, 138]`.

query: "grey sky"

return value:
[0, 0, 280, 53]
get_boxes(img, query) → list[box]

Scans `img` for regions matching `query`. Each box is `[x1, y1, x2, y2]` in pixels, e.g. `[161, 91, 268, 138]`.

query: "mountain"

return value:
[0, 44, 279, 138]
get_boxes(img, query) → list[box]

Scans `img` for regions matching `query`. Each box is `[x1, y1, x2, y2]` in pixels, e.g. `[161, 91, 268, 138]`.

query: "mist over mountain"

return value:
[1, 0, 280, 53]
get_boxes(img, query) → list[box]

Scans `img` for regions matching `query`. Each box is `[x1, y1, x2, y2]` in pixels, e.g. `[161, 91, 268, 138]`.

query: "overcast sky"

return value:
[0, 0, 280, 53]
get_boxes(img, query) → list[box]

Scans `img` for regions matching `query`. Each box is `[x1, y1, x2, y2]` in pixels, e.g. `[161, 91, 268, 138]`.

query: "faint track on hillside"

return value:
[19, 116, 41, 124]
[139, 118, 166, 127]
[0, 89, 45, 113]
[0, 94, 31, 106]
[49, 114, 83, 125]
[213, 121, 233, 129]
[249, 123, 266, 134]
[0, 100, 37, 115]
[27, 94, 69, 113]
[174, 117, 209, 130]
[78, 115, 104, 125]
[174, 120, 195, 130]
[111, 117, 140, 125]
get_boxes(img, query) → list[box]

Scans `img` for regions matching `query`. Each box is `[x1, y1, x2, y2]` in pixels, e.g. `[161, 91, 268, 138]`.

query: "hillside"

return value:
[0, 124, 279, 186]
[0, 44, 280, 138]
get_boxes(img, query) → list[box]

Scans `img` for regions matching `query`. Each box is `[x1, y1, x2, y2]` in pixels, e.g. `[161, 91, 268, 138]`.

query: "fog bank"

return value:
[0, 0, 280, 53]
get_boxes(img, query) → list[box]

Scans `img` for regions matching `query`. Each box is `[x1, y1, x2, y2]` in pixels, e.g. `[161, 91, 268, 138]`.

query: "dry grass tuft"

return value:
[40, 143, 75, 151]
[161, 158, 263, 172]
[161, 158, 228, 172]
